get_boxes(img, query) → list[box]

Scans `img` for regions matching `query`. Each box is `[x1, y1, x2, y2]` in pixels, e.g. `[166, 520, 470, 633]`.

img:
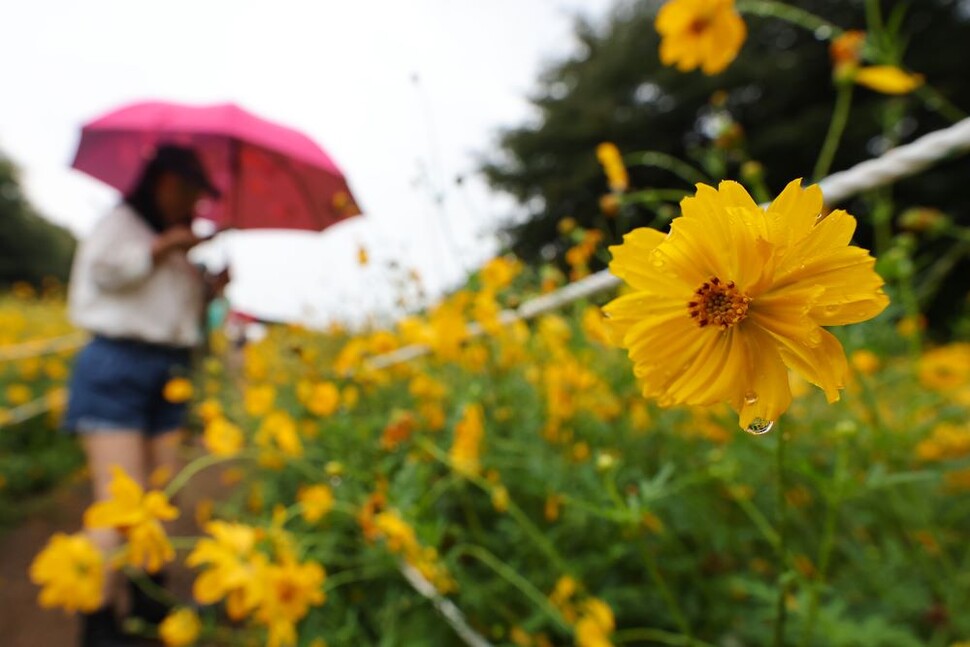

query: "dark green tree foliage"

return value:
[482, 0, 970, 330]
[0, 152, 76, 287]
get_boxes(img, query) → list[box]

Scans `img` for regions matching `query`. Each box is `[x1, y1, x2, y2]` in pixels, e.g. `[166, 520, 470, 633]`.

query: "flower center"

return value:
[687, 277, 751, 329]
[687, 17, 711, 35]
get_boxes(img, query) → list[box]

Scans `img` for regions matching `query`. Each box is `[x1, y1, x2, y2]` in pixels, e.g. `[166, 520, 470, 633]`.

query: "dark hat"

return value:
[151, 144, 221, 197]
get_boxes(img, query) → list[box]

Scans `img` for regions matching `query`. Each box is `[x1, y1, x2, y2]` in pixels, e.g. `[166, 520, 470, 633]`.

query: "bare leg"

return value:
[82, 431, 148, 606]
[147, 429, 184, 493]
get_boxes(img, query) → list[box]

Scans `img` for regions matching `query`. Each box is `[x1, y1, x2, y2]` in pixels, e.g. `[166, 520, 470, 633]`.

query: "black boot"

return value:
[80, 606, 136, 647]
[127, 571, 172, 626]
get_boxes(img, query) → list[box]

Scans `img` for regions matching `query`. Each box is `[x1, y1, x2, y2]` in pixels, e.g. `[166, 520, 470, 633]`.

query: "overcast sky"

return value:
[1, 0, 618, 326]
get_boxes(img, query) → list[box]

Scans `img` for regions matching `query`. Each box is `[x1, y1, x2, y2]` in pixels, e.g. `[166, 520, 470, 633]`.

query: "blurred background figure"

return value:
[63, 144, 226, 647]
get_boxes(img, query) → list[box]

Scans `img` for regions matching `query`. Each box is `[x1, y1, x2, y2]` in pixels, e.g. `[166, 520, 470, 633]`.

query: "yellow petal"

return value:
[771, 327, 848, 403]
[855, 66, 924, 95]
[765, 179, 823, 249]
[734, 325, 793, 429]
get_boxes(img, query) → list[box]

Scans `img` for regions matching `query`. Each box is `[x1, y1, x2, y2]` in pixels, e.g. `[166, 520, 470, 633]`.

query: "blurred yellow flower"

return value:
[255, 556, 326, 647]
[159, 608, 202, 647]
[256, 411, 303, 459]
[29, 532, 104, 613]
[604, 180, 888, 429]
[298, 484, 334, 524]
[83, 466, 179, 573]
[186, 521, 264, 620]
[575, 598, 615, 647]
[481, 256, 523, 292]
[850, 349, 881, 376]
[595, 143, 629, 192]
[919, 343, 970, 392]
[656, 0, 746, 75]
[357, 245, 369, 266]
[305, 381, 340, 417]
[203, 416, 245, 457]
[6, 383, 32, 406]
[163, 377, 194, 404]
[244, 383, 277, 417]
[450, 403, 484, 477]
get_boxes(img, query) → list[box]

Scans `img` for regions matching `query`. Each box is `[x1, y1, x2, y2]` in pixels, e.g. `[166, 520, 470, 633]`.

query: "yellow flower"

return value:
[575, 598, 615, 647]
[29, 532, 104, 613]
[656, 0, 746, 75]
[854, 65, 924, 95]
[919, 343, 970, 391]
[83, 466, 179, 573]
[6, 383, 32, 406]
[305, 381, 340, 417]
[203, 416, 245, 457]
[850, 349, 881, 376]
[163, 377, 194, 404]
[450, 403, 485, 477]
[595, 143, 629, 192]
[357, 245, 369, 266]
[255, 410, 303, 458]
[298, 484, 334, 524]
[159, 608, 202, 647]
[244, 383, 276, 417]
[604, 180, 888, 429]
[481, 256, 522, 291]
[186, 521, 264, 620]
[254, 556, 326, 647]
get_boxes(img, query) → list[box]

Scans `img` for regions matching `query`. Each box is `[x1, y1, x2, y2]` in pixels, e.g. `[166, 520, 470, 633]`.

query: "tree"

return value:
[0, 152, 76, 288]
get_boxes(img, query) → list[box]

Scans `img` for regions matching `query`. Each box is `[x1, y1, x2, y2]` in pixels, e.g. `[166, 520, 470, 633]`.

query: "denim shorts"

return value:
[64, 335, 193, 437]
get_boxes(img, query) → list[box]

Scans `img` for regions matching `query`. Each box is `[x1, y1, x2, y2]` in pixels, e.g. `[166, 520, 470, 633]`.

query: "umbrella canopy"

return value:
[72, 100, 361, 231]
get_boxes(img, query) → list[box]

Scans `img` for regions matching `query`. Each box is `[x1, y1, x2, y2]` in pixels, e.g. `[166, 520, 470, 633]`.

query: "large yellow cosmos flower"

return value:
[655, 0, 747, 75]
[604, 179, 889, 430]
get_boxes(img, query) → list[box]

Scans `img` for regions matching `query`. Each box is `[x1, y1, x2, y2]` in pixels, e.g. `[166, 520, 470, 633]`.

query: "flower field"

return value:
[9, 253, 970, 645]
[0, 284, 84, 529]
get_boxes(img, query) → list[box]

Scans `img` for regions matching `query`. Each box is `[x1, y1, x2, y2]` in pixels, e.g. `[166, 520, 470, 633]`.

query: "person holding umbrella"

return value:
[64, 144, 226, 647]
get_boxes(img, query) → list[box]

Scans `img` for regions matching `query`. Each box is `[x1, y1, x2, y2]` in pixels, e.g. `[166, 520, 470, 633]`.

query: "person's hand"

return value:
[152, 225, 202, 262]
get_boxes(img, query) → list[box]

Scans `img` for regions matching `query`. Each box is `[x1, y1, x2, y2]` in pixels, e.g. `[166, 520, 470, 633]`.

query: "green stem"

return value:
[622, 189, 692, 206]
[614, 627, 715, 647]
[864, 0, 884, 34]
[737, 0, 841, 37]
[643, 542, 694, 643]
[451, 543, 572, 633]
[799, 441, 847, 647]
[813, 84, 854, 182]
[773, 432, 789, 647]
[914, 84, 968, 124]
[416, 437, 570, 573]
[163, 451, 255, 499]
[626, 152, 710, 186]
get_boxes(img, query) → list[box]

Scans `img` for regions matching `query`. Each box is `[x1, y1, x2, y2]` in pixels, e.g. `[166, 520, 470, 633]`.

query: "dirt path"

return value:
[0, 446, 222, 646]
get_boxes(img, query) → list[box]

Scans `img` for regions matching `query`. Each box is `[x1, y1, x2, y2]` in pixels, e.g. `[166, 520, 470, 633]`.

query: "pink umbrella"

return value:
[71, 100, 361, 231]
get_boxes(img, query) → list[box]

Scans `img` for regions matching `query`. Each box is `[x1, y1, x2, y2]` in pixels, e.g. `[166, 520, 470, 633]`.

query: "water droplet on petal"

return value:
[744, 391, 758, 405]
[745, 418, 774, 435]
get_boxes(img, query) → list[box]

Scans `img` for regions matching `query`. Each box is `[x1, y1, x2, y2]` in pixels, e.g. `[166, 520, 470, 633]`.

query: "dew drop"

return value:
[745, 418, 774, 435]
[814, 25, 833, 40]
[743, 391, 759, 405]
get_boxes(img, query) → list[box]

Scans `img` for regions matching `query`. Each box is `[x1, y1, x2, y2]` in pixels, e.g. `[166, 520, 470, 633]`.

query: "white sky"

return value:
[1, 0, 616, 327]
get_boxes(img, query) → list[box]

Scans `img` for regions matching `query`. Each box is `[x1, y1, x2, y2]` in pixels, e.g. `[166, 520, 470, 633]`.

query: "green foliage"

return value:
[190, 296, 970, 645]
[0, 152, 76, 287]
